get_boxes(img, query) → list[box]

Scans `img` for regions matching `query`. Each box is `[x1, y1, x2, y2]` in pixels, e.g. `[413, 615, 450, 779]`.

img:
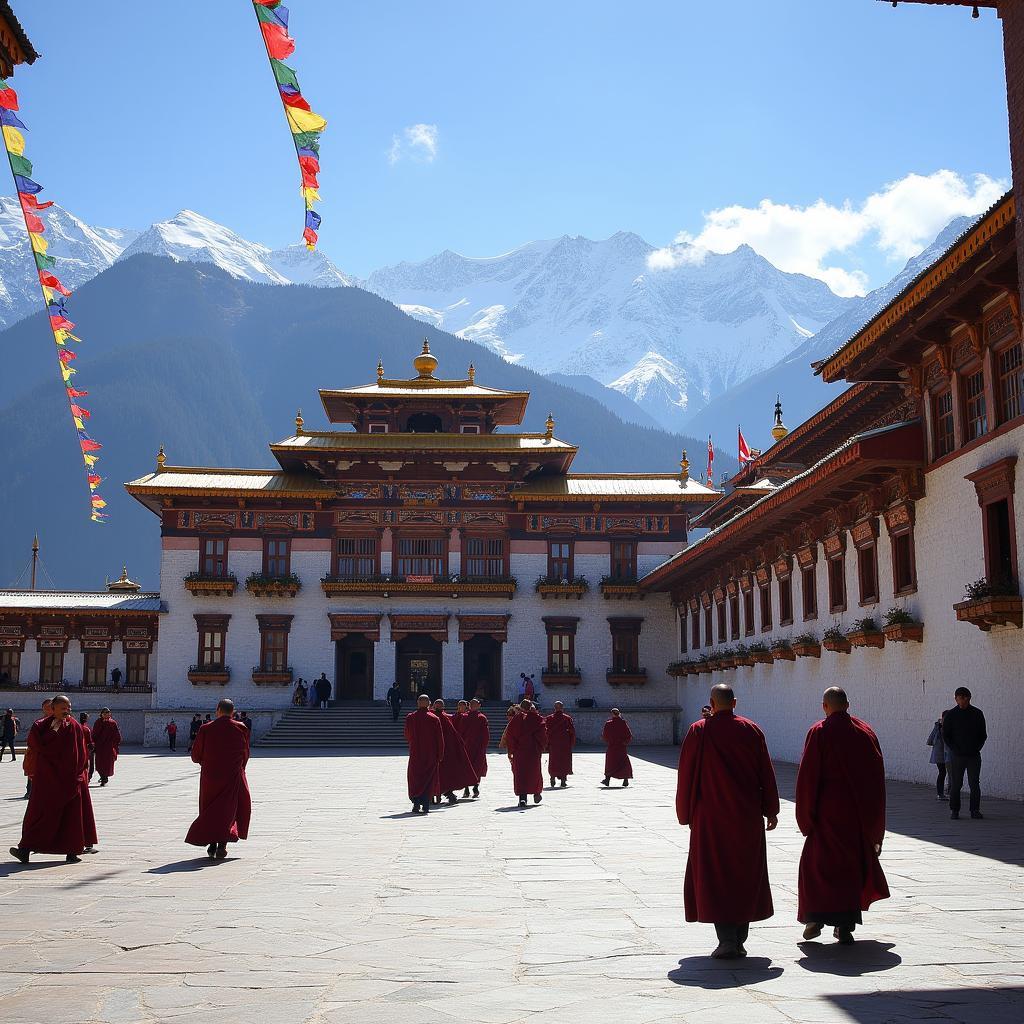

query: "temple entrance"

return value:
[405, 411, 443, 433]
[463, 635, 502, 703]
[335, 634, 374, 701]
[396, 635, 442, 699]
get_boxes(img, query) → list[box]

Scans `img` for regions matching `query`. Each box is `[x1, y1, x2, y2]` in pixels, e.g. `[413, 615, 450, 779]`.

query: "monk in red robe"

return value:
[92, 708, 121, 786]
[431, 699, 479, 804]
[506, 699, 547, 807]
[601, 708, 633, 787]
[186, 698, 251, 859]
[11, 695, 95, 864]
[79, 712, 96, 782]
[545, 701, 576, 788]
[22, 697, 51, 799]
[461, 698, 490, 798]
[676, 684, 780, 959]
[405, 695, 444, 814]
[796, 687, 889, 945]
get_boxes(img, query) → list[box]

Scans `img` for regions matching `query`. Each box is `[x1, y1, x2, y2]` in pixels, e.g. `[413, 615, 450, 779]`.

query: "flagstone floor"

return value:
[0, 746, 1021, 1024]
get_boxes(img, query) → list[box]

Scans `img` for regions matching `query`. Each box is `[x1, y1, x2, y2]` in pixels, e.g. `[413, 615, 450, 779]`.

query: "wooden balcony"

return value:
[245, 574, 301, 598]
[251, 667, 294, 686]
[606, 668, 647, 686]
[599, 577, 644, 600]
[954, 595, 1022, 631]
[540, 668, 582, 686]
[188, 665, 231, 686]
[183, 574, 238, 597]
[535, 578, 589, 600]
[321, 575, 517, 599]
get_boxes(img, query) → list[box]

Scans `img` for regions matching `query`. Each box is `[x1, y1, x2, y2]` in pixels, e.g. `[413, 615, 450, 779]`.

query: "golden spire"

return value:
[771, 395, 789, 442]
[468, 362, 475, 383]
[377, 358, 384, 381]
[156, 445, 166, 471]
[679, 449, 690, 483]
[545, 413, 555, 441]
[413, 338, 438, 378]
[108, 565, 142, 593]
[295, 409, 304, 435]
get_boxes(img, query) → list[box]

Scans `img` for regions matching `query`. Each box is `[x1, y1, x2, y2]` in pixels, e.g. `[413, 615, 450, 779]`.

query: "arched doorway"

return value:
[463, 634, 502, 702]
[405, 411, 443, 433]
[335, 634, 374, 700]
[396, 635, 442, 699]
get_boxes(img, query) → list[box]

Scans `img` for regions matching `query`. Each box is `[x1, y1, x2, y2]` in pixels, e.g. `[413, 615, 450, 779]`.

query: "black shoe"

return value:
[463, 788, 471, 798]
[601, 778, 610, 787]
[560, 779, 567, 788]
[534, 793, 542, 803]
[623, 779, 629, 787]
[9, 846, 28, 864]
[66, 854, 81, 864]
[100, 778, 108, 787]
[445, 792, 459, 805]
[215, 843, 228, 860]
[549, 778, 555, 789]
[802, 923, 823, 941]
[950, 811, 959, 820]
[421, 805, 429, 815]
[207, 844, 217, 858]
[473, 785, 479, 797]
[518, 797, 527, 808]
[971, 811, 984, 819]
[833, 927, 855, 945]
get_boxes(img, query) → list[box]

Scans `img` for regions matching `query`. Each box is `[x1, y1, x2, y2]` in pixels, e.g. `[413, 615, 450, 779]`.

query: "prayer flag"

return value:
[706, 436, 714, 486]
[305, 209, 321, 230]
[20, 192, 53, 211]
[50, 315, 75, 332]
[91, 496, 107, 508]
[260, 22, 295, 60]
[23, 210, 44, 233]
[281, 91, 311, 111]
[9, 153, 32, 177]
[87, 474, 102, 489]
[34, 252, 57, 270]
[738, 428, 753, 465]
[291, 131, 319, 151]
[83, 453, 98, 467]
[71, 404, 90, 419]
[285, 105, 326, 134]
[67, 387, 88, 397]
[58, 349, 77, 363]
[270, 59, 300, 90]
[2, 124, 26, 155]
[14, 174, 41, 194]
[29, 232, 48, 253]
[80, 438, 101, 452]
[0, 108, 26, 130]
[0, 84, 17, 110]
[303, 226, 317, 248]
[41, 274, 72, 296]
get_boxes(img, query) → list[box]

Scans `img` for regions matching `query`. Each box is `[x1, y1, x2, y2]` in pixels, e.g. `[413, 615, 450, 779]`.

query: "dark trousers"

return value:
[0, 738, 15, 760]
[714, 923, 749, 946]
[168, 735, 177, 750]
[390, 704, 400, 722]
[935, 763, 947, 797]
[88, 752, 95, 779]
[949, 754, 982, 815]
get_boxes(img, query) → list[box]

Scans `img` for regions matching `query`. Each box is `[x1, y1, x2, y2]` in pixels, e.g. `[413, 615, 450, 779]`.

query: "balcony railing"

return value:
[599, 576, 644, 600]
[0, 680, 153, 693]
[606, 667, 647, 686]
[321, 573, 517, 599]
[251, 666, 294, 685]
[244, 573, 301, 598]
[187, 664, 231, 685]
[183, 573, 238, 597]
[540, 666, 582, 685]
[535, 576, 589, 600]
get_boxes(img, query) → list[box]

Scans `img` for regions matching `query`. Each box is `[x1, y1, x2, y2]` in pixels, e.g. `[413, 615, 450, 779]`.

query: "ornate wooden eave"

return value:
[0, 2, 38, 77]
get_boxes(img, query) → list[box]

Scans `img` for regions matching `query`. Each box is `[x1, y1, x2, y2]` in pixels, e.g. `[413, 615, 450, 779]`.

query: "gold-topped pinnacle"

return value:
[679, 449, 690, 483]
[108, 565, 142, 593]
[771, 395, 789, 442]
[156, 445, 166, 471]
[468, 362, 475, 383]
[545, 413, 555, 441]
[413, 339, 438, 378]
[295, 409, 304, 435]
[377, 358, 384, 381]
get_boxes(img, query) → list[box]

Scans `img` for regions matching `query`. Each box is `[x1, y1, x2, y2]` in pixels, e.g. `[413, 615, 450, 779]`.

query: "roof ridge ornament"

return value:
[680, 449, 689, 483]
[545, 413, 555, 442]
[377, 358, 384, 382]
[468, 362, 475, 383]
[156, 445, 166, 472]
[413, 339, 438, 379]
[771, 396, 789, 442]
[295, 409, 304, 435]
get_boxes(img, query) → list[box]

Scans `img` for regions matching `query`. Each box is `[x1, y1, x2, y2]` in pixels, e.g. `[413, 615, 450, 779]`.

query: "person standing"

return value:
[79, 712, 95, 780]
[188, 714, 202, 754]
[795, 687, 889, 945]
[110, 666, 122, 688]
[22, 698, 52, 798]
[1, 708, 18, 762]
[405, 694, 443, 814]
[676, 684, 780, 959]
[239, 711, 252, 734]
[315, 673, 332, 710]
[506, 700, 547, 808]
[92, 708, 122, 787]
[942, 686, 987, 820]
[430, 699, 479, 804]
[461, 699, 489, 799]
[498, 704, 519, 757]
[386, 683, 402, 723]
[926, 713, 951, 801]
[166, 719, 178, 751]
[601, 708, 633, 788]
[545, 701, 576, 788]
[10, 695, 96, 864]
[185, 698, 251, 860]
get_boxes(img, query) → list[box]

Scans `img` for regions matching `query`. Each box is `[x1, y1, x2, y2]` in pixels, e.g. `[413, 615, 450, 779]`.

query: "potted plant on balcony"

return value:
[792, 632, 821, 658]
[733, 643, 753, 667]
[541, 664, 583, 685]
[748, 641, 773, 665]
[953, 578, 1022, 631]
[534, 575, 589, 599]
[599, 575, 643, 599]
[822, 624, 851, 654]
[667, 660, 690, 678]
[183, 571, 238, 597]
[770, 638, 795, 661]
[847, 616, 885, 649]
[695, 655, 710, 674]
[718, 647, 736, 670]
[882, 606, 923, 643]
[245, 571, 301, 598]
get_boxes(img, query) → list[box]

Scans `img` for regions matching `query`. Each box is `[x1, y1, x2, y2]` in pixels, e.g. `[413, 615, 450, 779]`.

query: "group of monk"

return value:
[677, 683, 888, 958]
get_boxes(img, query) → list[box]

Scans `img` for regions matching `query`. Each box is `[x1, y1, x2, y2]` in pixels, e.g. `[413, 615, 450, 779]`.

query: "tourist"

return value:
[92, 708, 122, 787]
[188, 714, 202, 754]
[239, 711, 252, 733]
[796, 687, 889, 945]
[926, 713, 951, 800]
[10, 695, 96, 865]
[185, 698, 251, 860]
[942, 686, 987, 820]
[545, 701, 576, 788]
[505, 699, 547, 808]
[430, 699, 478, 805]
[404, 694, 443, 815]
[675, 684, 779, 960]
[461, 698, 489, 798]
[498, 704, 519, 758]
[314, 673, 332, 710]
[22, 698, 52, 798]
[165, 719, 178, 751]
[386, 683, 402, 722]
[204, 713, 212, 724]
[601, 708, 633, 788]
[1, 708, 18, 762]
[110, 666, 122, 688]
[293, 679, 308, 707]
[79, 712, 95, 780]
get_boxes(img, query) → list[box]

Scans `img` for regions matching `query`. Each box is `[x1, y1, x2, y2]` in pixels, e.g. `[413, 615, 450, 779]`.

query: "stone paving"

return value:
[0, 745, 1022, 1024]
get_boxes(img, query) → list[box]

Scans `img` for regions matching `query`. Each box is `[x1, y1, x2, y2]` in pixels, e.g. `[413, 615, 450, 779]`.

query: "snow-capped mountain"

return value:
[366, 232, 852, 430]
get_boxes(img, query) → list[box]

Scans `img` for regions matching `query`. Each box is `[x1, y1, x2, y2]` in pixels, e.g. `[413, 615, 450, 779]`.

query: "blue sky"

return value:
[11, 0, 1011, 290]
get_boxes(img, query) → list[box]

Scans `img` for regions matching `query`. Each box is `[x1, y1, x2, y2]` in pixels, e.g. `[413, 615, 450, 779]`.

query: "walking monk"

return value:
[461, 698, 490, 799]
[676, 684, 779, 959]
[431, 699, 479, 805]
[186, 698, 251, 860]
[405, 694, 443, 815]
[92, 708, 121, 787]
[545, 701, 576, 788]
[796, 687, 888, 945]
[10, 695, 95, 864]
[601, 708, 633, 787]
[506, 699, 547, 807]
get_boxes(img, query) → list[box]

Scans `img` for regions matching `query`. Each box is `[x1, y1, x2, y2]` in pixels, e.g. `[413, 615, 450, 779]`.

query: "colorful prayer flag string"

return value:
[0, 78, 109, 523]
[251, 1, 326, 249]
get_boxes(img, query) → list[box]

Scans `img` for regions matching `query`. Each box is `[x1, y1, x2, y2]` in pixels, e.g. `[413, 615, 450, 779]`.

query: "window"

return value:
[396, 536, 446, 577]
[892, 532, 916, 594]
[126, 650, 149, 685]
[544, 618, 577, 673]
[39, 648, 63, 685]
[801, 566, 817, 619]
[335, 536, 378, 577]
[199, 627, 225, 669]
[263, 536, 291, 577]
[716, 600, 726, 644]
[729, 593, 740, 640]
[691, 609, 701, 651]
[609, 618, 642, 673]
[83, 650, 108, 686]
[933, 389, 955, 458]
[465, 536, 506, 578]
[778, 576, 793, 626]
[743, 589, 755, 636]
[967, 458, 1019, 590]
[0, 648, 20, 683]
[703, 605, 712, 648]
[547, 540, 573, 581]
[828, 556, 847, 613]
[610, 540, 637, 581]
[963, 369, 987, 442]
[998, 342, 1023, 424]
[200, 536, 229, 577]
[368, 422, 389, 433]
[460, 423, 481, 434]
[857, 544, 879, 605]
[759, 584, 772, 632]
[260, 629, 288, 672]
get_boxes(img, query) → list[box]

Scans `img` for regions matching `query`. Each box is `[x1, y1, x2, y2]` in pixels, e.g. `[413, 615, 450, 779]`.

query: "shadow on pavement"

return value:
[827, 987, 1024, 1023]
[796, 940, 901, 975]
[668, 956, 782, 989]
[146, 858, 230, 874]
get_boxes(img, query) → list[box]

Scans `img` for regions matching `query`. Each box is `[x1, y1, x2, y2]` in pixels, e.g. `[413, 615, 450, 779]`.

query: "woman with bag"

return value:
[926, 713, 951, 801]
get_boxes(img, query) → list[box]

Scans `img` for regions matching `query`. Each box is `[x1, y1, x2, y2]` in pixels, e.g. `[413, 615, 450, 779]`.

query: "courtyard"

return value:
[0, 746, 1022, 1024]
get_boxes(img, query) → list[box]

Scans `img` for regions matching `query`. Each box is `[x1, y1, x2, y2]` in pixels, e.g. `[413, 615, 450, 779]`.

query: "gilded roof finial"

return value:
[156, 445, 166, 471]
[413, 338, 439, 378]
[377, 358, 384, 381]
[679, 449, 690, 483]
[295, 409, 304, 435]
[545, 413, 555, 441]
[771, 395, 789, 442]
[108, 565, 141, 593]
[468, 362, 475, 383]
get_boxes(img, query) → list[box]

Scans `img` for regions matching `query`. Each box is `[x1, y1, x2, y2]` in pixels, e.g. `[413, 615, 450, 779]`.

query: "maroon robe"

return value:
[92, 717, 121, 778]
[676, 711, 780, 924]
[545, 709, 576, 778]
[796, 712, 889, 922]
[185, 716, 251, 846]
[436, 711, 480, 792]
[18, 716, 92, 855]
[462, 710, 490, 778]
[506, 709, 547, 796]
[602, 717, 633, 779]
[405, 708, 443, 800]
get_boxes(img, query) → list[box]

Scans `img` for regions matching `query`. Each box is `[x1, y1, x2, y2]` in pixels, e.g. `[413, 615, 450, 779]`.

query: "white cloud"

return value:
[646, 171, 1006, 297]
[388, 123, 439, 165]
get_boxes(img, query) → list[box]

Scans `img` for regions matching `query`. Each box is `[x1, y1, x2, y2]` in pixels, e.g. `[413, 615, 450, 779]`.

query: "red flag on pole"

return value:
[738, 427, 753, 464]
[707, 436, 714, 485]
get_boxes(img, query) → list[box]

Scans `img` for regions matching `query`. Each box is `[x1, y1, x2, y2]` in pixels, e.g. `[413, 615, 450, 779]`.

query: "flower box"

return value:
[793, 641, 821, 659]
[733, 653, 755, 667]
[535, 581, 589, 600]
[188, 666, 230, 686]
[183, 574, 237, 597]
[541, 669, 582, 686]
[954, 596, 1022, 632]
[749, 649, 773, 665]
[847, 629, 885, 649]
[606, 669, 647, 686]
[666, 661, 690, 678]
[599, 577, 644, 600]
[251, 667, 293, 686]
[322, 575, 517, 599]
[771, 646, 796, 662]
[245, 574, 301, 598]
[822, 637, 852, 655]
[883, 622, 923, 643]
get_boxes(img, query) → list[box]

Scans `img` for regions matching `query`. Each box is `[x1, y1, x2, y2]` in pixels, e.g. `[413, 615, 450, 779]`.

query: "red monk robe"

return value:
[435, 711, 480, 794]
[92, 716, 122, 780]
[185, 716, 251, 847]
[462, 709, 490, 779]
[676, 711, 780, 924]
[602, 715, 633, 780]
[405, 707, 444, 802]
[18, 716, 92, 856]
[506, 707, 547, 797]
[796, 711, 889, 924]
[545, 708, 576, 781]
